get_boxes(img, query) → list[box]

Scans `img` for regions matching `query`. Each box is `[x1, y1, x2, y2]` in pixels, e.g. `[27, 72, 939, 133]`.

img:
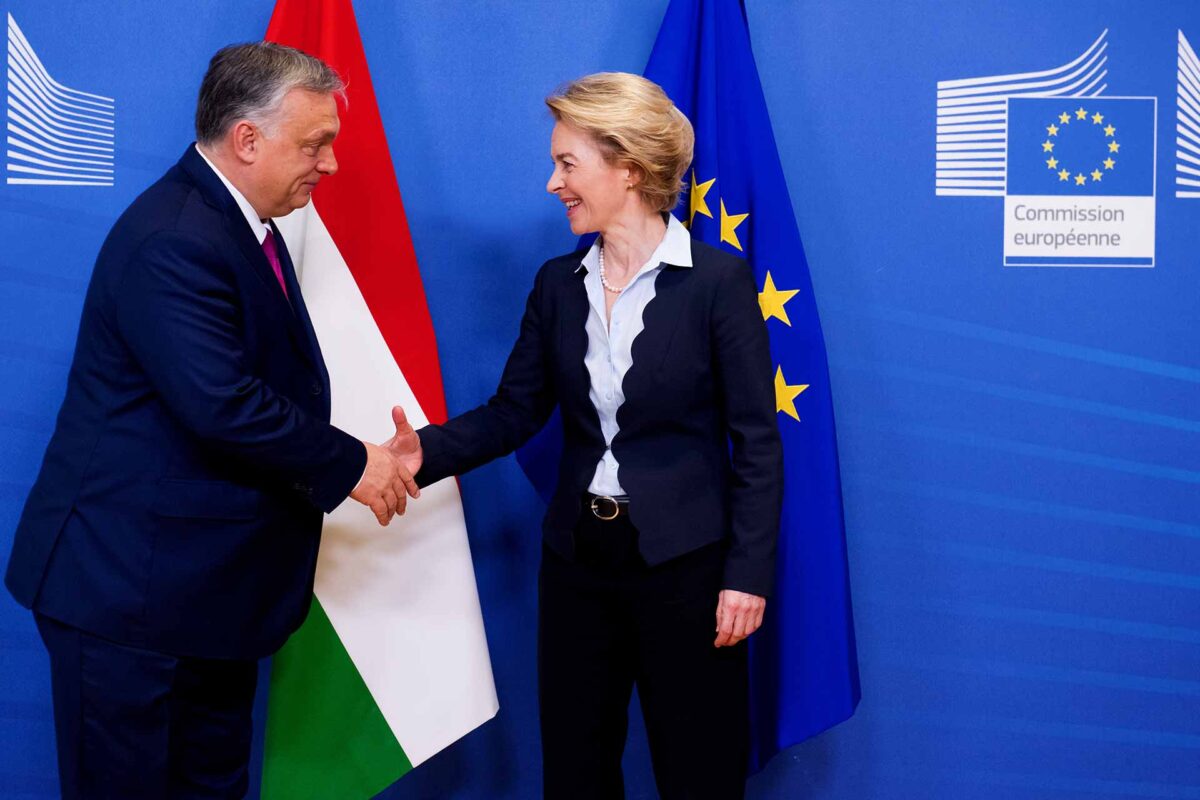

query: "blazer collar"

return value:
[177, 144, 318, 372]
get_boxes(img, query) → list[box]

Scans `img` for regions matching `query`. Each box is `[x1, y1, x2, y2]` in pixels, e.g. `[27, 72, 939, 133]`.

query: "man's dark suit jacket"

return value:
[417, 238, 783, 596]
[5, 146, 366, 660]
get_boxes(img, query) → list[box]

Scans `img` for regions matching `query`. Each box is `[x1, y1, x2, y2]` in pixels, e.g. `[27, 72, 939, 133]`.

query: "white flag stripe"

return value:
[1176, 175, 1200, 187]
[275, 206, 498, 769]
[1177, 163, 1200, 178]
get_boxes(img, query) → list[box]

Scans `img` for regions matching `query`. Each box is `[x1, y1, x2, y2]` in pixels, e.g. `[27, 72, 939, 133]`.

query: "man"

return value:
[5, 42, 417, 798]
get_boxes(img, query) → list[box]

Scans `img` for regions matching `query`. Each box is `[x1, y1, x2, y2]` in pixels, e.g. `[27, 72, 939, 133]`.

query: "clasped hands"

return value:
[349, 406, 425, 526]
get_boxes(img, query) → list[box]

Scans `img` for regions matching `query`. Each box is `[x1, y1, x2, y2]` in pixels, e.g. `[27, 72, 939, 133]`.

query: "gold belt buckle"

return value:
[590, 495, 620, 521]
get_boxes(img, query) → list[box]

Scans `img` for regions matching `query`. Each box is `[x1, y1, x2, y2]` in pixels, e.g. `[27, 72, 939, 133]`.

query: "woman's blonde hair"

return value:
[546, 72, 694, 213]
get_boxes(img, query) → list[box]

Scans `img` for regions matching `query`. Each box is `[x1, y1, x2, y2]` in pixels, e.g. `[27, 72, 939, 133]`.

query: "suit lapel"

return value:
[177, 146, 318, 373]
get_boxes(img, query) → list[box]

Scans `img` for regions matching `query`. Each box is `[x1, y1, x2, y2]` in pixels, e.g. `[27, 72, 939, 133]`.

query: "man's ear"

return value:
[229, 120, 260, 165]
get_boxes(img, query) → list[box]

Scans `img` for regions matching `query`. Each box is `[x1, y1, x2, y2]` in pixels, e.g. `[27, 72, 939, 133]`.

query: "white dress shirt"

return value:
[580, 214, 693, 495]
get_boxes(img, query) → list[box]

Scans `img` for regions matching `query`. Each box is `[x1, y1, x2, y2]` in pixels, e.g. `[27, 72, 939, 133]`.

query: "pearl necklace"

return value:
[597, 245, 629, 294]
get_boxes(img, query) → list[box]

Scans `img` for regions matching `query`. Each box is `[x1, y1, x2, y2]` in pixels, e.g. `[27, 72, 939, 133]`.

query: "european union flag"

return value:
[645, 0, 860, 771]
[1006, 97, 1155, 197]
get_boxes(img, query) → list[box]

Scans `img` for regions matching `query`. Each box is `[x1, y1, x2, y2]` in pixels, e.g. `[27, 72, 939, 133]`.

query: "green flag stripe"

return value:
[263, 596, 413, 799]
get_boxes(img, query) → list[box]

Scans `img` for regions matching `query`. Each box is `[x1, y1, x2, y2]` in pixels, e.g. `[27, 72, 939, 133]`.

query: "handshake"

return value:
[349, 406, 425, 525]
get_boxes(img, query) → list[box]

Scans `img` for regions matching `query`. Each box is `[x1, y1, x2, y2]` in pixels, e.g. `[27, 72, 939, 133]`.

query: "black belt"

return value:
[584, 493, 631, 521]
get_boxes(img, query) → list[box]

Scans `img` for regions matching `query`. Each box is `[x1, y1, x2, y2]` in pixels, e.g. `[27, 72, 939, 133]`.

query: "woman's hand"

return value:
[383, 405, 423, 478]
[714, 589, 766, 647]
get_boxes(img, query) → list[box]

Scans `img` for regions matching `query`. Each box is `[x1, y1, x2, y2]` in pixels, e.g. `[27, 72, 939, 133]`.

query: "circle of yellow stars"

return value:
[1042, 106, 1118, 187]
[686, 168, 809, 422]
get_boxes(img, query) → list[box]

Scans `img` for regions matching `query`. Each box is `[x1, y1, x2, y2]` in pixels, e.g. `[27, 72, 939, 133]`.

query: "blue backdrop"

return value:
[2, 2, 1198, 798]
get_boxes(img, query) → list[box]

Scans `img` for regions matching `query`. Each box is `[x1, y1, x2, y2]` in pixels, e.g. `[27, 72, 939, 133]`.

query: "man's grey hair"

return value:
[195, 42, 345, 145]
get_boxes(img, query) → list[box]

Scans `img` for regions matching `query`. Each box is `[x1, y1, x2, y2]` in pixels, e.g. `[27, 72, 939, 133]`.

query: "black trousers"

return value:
[35, 613, 258, 799]
[539, 512, 750, 800]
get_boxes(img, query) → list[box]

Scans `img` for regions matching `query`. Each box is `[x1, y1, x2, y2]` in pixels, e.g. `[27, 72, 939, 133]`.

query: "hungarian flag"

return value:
[261, 1, 498, 797]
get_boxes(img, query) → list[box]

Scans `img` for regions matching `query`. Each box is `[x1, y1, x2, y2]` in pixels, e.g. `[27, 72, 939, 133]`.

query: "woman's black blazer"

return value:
[416, 237, 783, 596]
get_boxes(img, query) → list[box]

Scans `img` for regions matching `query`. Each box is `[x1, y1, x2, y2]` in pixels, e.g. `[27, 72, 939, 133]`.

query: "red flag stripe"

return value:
[266, 0, 448, 424]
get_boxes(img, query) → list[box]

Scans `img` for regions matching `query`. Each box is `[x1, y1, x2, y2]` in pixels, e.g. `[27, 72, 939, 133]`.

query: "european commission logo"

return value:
[6, 13, 115, 186]
[1004, 97, 1155, 267]
[937, 30, 1160, 268]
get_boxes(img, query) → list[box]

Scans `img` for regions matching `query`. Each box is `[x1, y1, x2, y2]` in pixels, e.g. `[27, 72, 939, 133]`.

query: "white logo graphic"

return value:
[1175, 30, 1200, 198]
[936, 30, 1109, 197]
[6, 13, 115, 186]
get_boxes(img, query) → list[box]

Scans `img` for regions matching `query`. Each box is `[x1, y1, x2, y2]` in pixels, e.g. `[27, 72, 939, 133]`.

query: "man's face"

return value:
[253, 88, 340, 218]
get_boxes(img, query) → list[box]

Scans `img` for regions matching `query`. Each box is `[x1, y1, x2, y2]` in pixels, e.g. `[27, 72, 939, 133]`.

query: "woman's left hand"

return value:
[713, 589, 767, 647]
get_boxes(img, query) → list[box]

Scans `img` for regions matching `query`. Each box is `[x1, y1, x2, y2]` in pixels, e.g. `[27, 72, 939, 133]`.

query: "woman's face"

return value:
[546, 121, 632, 236]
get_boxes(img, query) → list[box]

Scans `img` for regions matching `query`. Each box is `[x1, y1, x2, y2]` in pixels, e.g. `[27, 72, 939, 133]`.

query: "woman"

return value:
[390, 72, 781, 799]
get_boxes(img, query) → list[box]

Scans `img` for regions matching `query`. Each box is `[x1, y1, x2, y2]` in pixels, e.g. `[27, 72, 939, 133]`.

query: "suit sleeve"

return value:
[113, 230, 366, 513]
[712, 261, 784, 597]
[416, 263, 557, 487]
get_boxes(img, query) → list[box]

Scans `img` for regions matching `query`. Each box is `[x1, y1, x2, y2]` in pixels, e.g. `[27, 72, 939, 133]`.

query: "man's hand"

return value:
[350, 442, 420, 526]
[382, 405, 423, 477]
[714, 589, 766, 647]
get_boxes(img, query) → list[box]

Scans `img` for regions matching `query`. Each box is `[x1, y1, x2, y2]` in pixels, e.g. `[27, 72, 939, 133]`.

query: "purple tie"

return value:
[261, 228, 289, 299]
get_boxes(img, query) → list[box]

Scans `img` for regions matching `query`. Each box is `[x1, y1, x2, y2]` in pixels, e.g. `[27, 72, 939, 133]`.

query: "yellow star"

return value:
[1074, 173, 1087, 186]
[720, 198, 749, 252]
[1104, 124, 1116, 137]
[774, 365, 809, 422]
[688, 170, 715, 227]
[1091, 169, 1103, 181]
[1046, 123, 1059, 136]
[1046, 156, 1058, 169]
[1109, 141, 1120, 153]
[1059, 112, 1071, 124]
[1042, 140, 1055, 152]
[1092, 112, 1104, 124]
[1058, 168, 1070, 181]
[1075, 107, 1088, 120]
[1103, 157, 1115, 169]
[758, 271, 800, 326]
